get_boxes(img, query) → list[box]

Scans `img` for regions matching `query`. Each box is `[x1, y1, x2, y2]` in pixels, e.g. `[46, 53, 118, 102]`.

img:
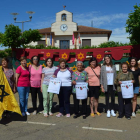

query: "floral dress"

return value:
[72, 71, 88, 93]
[4, 69, 14, 89]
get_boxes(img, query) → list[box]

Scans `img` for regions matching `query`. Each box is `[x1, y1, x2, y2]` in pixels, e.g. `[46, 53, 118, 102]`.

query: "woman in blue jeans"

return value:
[16, 57, 30, 116]
[54, 58, 73, 118]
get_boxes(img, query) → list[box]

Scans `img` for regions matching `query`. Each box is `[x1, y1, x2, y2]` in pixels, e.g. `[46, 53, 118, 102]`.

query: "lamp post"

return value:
[11, 11, 35, 33]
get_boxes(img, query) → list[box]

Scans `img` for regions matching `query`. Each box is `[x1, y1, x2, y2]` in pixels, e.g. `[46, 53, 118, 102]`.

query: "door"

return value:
[60, 40, 70, 49]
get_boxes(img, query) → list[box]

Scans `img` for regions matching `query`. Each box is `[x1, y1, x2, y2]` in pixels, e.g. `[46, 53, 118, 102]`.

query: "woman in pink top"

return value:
[16, 57, 30, 116]
[29, 56, 43, 115]
[85, 57, 101, 117]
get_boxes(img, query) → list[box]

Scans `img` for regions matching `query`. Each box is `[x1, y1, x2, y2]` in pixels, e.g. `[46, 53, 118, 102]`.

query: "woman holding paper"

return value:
[85, 57, 101, 117]
[41, 58, 58, 117]
[128, 58, 140, 117]
[72, 61, 88, 119]
[115, 62, 134, 120]
[100, 55, 117, 118]
[54, 58, 73, 118]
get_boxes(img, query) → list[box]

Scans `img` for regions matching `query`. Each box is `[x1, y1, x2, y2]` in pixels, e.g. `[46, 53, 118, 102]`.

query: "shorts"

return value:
[88, 86, 100, 99]
[134, 87, 139, 94]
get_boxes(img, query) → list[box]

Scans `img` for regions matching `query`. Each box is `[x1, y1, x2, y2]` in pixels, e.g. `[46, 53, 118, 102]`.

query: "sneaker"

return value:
[117, 116, 123, 119]
[44, 113, 48, 117]
[26, 112, 30, 116]
[66, 114, 70, 118]
[83, 115, 86, 119]
[32, 110, 37, 115]
[111, 110, 116, 117]
[49, 112, 53, 116]
[126, 117, 131, 120]
[107, 110, 111, 118]
[39, 111, 43, 114]
[132, 112, 136, 118]
[56, 113, 63, 117]
[73, 114, 78, 119]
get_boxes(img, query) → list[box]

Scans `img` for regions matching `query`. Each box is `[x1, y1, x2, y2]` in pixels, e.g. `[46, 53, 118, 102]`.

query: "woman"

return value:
[1, 57, 16, 117]
[16, 57, 30, 116]
[115, 62, 134, 120]
[29, 56, 43, 115]
[2, 58, 16, 92]
[138, 60, 140, 69]
[100, 55, 117, 118]
[54, 58, 73, 118]
[41, 58, 58, 117]
[85, 57, 101, 117]
[72, 61, 88, 119]
[128, 58, 140, 117]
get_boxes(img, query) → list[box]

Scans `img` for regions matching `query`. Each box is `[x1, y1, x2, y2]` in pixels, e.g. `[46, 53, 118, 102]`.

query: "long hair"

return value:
[103, 55, 113, 67]
[129, 57, 138, 70]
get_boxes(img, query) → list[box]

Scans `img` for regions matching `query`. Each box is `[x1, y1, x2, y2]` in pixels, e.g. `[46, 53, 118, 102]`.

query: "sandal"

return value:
[49, 112, 53, 116]
[90, 113, 95, 117]
[95, 112, 101, 116]
[44, 113, 48, 117]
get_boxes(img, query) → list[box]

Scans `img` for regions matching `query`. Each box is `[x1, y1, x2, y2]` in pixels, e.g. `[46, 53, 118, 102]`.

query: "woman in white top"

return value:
[54, 58, 73, 118]
[100, 55, 117, 118]
[41, 58, 58, 117]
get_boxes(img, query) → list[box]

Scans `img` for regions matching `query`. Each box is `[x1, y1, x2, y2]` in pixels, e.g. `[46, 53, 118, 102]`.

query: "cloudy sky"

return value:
[0, 0, 139, 49]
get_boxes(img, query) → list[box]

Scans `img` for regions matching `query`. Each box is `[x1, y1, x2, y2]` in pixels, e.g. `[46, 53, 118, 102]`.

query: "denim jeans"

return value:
[58, 86, 72, 114]
[17, 87, 30, 114]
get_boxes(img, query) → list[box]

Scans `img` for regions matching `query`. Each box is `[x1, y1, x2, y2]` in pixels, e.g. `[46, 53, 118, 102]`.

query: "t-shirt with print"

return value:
[72, 71, 88, 93]
[85, 66, 100, 86]
[106, 66, 114, 85]
[128, 68, 140, 87]
[42, 66, 58, 85]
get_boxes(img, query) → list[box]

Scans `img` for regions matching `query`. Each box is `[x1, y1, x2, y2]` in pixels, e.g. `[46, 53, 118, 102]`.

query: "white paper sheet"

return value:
[121, 80, 134, 98]
[48, 78, 61, 94]
[75, 82, 88, 99]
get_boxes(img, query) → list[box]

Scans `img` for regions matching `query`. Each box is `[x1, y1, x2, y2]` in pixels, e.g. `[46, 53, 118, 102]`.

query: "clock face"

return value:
[60, 24, 68, 31]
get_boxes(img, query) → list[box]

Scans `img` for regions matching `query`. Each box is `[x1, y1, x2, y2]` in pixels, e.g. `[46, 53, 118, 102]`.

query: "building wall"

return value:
[29, 34, 108, 49]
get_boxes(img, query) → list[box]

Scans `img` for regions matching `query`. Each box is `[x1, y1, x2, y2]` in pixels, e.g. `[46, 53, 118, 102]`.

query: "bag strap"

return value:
[91, 67, 99, 79]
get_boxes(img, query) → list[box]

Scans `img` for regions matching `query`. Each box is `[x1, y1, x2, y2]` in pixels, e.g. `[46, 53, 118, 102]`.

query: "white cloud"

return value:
[109, 27, 130, 43]
[73, 12, 128, 27]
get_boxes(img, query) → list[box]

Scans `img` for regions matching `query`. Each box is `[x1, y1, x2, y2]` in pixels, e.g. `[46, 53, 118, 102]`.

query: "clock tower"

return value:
[51, 10, 77, 35]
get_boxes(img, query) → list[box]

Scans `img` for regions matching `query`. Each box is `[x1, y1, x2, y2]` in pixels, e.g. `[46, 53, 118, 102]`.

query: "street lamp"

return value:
[11, 11, 35, 33]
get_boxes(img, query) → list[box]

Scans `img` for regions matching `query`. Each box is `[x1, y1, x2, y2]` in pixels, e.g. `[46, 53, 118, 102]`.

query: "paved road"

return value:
[0, 93, 140, 140]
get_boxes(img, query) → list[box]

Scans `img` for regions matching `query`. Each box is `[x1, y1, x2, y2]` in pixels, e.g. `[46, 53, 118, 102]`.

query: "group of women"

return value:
[1, 55, 140, 120]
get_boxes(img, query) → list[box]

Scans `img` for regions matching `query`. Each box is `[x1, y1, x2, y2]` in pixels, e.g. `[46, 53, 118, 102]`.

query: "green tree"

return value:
[126, 4, 140, 44]
[1, 24, 42, 48]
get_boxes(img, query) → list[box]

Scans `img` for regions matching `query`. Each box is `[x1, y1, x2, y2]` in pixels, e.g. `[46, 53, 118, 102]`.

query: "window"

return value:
[62, 14, 67, 21]
[82, 39, 91, 47]
[38, 40, 46, 46]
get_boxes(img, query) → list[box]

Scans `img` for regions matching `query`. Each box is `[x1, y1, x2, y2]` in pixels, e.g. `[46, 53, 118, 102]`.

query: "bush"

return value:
[80, 41, 132, 49]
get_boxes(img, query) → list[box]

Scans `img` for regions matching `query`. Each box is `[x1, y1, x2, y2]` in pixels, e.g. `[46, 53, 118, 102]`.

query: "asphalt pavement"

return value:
[0, 93, 140, 140]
